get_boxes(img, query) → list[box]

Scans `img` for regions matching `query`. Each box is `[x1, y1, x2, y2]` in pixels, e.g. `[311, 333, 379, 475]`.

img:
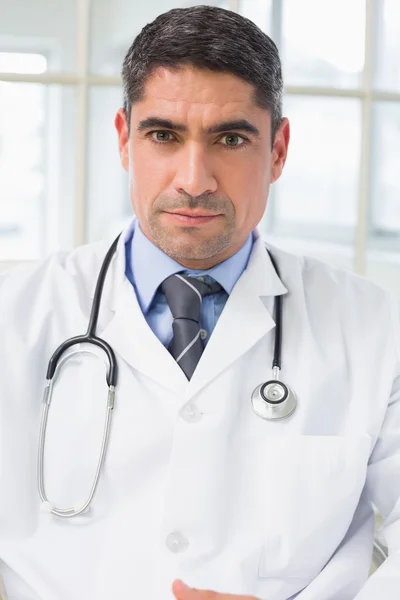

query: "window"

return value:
[1, 0, 400, 294]
[0, 54, 46, 259]
[0, 50, 76, 260]
[370, 103, 400, 237]
[282, 0, 365, 89]
[374, 0, 400, 92]
[241, 0, 400, 293]
[273, 96, 361, 236]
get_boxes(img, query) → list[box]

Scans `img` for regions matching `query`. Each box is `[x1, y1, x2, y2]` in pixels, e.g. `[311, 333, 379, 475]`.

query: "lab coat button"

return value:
[200, 328, 208, 340]
[180, 403, 202, 423]
[166, 532, 189, 553]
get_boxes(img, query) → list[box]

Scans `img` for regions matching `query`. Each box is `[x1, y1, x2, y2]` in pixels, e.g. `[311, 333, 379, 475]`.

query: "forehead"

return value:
[132, 66, 260, 120]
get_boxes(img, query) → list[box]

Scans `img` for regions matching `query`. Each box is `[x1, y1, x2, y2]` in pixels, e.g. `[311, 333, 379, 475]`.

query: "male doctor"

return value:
[0, 5, 399, 600]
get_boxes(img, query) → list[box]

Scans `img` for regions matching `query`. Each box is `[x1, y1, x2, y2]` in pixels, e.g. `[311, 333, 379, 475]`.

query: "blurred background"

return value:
[0, 0, 400, 295]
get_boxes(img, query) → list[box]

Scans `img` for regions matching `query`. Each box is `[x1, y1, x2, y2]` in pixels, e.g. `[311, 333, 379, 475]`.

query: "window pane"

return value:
[367, 102, 400, 297]
[0, 0, 77, 72]
[90, 0, 230, 76]
[370, 103, 400, 235]
[0, 52, 47, 74]
[273, 96, 361, 235]
[282, 0, 365, 88]
[0, 83, 76, 260]
[237, 0, 273, 35]
[374, 0, 400, 91]
[86, 87, 130, 243]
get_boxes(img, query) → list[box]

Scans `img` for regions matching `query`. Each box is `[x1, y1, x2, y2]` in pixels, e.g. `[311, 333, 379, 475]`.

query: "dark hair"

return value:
[121, 5, 283, 142]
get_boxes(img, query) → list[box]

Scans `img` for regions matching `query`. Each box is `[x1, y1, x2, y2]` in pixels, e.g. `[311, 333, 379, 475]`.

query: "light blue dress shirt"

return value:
[125, 219, 255, 348]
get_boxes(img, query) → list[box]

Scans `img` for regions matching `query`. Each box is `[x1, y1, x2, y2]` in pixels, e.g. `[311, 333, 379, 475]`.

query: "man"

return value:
[0, 5, 399, 600]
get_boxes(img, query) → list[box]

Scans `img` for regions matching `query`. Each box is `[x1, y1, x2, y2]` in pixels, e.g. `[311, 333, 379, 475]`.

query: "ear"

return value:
[114, 108, 129, 172]
[270, 117, 290, 184]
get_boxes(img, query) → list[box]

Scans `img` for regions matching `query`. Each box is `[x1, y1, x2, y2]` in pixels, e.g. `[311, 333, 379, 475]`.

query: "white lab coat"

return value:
[0, 221, 399, 600]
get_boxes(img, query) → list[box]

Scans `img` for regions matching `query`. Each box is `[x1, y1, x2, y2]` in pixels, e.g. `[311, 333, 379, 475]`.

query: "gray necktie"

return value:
[161, 274, 223, 380]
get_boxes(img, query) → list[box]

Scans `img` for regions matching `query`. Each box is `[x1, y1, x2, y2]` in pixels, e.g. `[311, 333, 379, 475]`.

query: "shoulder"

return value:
[264, 243, 399, 352]
[267, 243, 400, 362]
[0, 240, 109, 332]
[265, 242, 392, 305]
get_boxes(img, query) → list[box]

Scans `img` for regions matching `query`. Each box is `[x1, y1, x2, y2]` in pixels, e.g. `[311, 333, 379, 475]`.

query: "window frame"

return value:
[0, 0, 399, 272]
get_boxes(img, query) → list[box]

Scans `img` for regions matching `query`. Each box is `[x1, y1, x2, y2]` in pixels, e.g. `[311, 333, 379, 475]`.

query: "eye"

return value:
[146, 130, 249, 150]
[220, 134, 247, 149]
[148, 131, 175, 143]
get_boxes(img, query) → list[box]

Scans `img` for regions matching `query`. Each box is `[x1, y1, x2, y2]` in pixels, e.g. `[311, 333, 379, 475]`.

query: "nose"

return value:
[173, 142, 218, 198]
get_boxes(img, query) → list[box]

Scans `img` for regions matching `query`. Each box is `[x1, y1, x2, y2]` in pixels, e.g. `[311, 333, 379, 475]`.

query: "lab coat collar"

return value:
[238, 227, 288, 298]
[186, 228, 288, 398]
[93, 219, 288, 396]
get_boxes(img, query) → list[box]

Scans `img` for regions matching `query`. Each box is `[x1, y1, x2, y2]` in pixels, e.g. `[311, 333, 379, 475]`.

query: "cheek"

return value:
[130, 142, 171, 188]
[129, 145, 161, 198]
[227, 156, 270, 217]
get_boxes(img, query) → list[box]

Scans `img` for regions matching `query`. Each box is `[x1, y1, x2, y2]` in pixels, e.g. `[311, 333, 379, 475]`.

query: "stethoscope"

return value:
[251, 249, 297, 422]
[37, 234, 297, 518]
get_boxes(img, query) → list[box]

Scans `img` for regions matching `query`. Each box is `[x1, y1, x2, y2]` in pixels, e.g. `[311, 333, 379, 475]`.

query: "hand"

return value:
[172, 579, 259, 600]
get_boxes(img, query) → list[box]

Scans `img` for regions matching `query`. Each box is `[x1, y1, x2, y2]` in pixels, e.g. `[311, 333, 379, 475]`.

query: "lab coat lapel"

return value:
[90, 227, 287, 397]
[94, 230, 188, 394]
[187, 233, 288, 399]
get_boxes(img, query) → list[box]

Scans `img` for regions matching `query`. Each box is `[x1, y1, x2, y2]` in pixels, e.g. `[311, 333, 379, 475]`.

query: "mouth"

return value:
[164, 211, 222, 226]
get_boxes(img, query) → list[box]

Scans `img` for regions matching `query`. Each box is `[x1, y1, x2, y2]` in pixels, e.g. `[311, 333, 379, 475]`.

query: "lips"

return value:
[169, 211, 220, 218]
[163, 212, 221, 226]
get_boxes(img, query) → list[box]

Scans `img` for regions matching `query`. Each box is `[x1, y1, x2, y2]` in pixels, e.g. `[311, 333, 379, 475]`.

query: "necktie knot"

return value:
[161, 274, 222, 321]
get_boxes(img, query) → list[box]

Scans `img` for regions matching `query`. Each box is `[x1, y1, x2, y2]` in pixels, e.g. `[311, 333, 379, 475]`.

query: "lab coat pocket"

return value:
[256, 434, 372, 580]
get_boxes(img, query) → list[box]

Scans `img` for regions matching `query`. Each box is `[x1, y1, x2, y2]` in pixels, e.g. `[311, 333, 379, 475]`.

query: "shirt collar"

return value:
[129, 218, 254, 314]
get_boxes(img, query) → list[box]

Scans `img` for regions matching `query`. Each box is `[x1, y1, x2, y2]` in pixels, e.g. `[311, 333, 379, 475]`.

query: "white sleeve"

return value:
[0, 571, 7, 600]
[0, 275, 9, 600]
[354, 297, 400, 599]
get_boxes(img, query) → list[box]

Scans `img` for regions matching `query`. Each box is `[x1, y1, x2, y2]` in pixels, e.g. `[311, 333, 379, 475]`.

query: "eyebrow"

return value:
[136, 116, 260, 138]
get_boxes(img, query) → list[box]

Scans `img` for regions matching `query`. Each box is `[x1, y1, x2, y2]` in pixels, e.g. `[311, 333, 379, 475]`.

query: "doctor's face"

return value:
[115, 66, 289, 269]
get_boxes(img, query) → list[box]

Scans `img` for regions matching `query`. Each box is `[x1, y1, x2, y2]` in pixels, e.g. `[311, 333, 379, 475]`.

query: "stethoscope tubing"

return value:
[37, 234, 294, 518]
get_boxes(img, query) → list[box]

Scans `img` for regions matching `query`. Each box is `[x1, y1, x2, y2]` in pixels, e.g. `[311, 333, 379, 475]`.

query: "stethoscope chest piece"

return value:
[251, 377, 297, 421]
